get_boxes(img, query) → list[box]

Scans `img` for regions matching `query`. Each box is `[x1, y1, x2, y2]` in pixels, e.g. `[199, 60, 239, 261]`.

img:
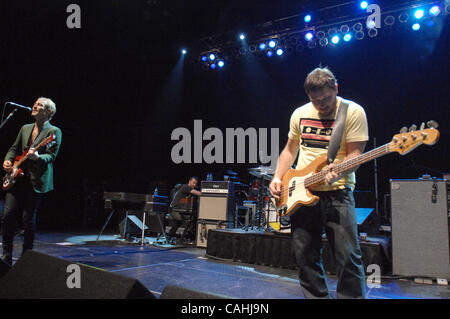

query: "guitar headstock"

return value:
[389, 122, 440, 155]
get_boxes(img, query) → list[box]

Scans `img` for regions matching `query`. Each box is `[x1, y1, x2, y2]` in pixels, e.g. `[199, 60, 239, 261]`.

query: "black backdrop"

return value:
[0, 0, 448, 230]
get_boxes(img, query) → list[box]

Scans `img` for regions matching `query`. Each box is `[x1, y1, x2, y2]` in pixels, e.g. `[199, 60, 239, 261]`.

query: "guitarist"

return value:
[1, 97, 62, 266]
[269, 67, 368, 299]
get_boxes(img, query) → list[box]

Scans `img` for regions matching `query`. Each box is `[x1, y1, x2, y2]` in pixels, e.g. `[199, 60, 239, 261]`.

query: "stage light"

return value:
[331, 35, 340, 44]
[258, 43, 267, 50]
[209, 53, 216, 61]
[201, 56, 208, 62]
[412, 23, 421, 31]
[429, 6, 441, 16]
[384, 15, 395, 26]
[304, 14, 312, 23]
[210, 63, 217, 69]
[414, 9, 424, 19]
[360, 2, 368, 10]
[276, 48, 284, 56]
[355, 31, 365, 40]
[218, 60, 225, 68]
[239, 33, 246, 40]
[266, 50, 273, 57]
[343, 33, 352, 42]
[366, 20, 376, 29]
[181, 49, 187, 55]
[305, 32, 314, 41]
[268, 40, 276, 48]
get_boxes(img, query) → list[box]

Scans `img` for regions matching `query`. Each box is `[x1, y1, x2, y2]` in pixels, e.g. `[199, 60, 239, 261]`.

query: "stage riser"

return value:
[206, 229, 391, 275]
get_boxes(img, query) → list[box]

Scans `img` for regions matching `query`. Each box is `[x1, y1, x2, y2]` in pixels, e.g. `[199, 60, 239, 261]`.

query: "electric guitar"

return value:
[274, 124, 440, 217]
[2, 134, 56, 191]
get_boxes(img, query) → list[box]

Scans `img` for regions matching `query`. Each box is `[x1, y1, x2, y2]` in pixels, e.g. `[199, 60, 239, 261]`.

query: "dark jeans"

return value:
[290, 188, 366, 299]
[1, 178, 42, 261]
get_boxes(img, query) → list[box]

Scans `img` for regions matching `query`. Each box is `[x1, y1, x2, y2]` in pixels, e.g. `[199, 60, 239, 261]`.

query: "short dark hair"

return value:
[304, 67, 337, 94]
[189, 176, 199, 182]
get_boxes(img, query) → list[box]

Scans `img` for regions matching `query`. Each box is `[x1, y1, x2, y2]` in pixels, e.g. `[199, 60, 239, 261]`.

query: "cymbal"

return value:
[248, 166, 274, 180]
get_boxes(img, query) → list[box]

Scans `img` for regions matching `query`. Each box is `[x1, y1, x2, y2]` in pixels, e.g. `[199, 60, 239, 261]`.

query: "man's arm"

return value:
[269, 138, 299, 199]
[190, 189, 201, 196]
[325, 140, 366, 185]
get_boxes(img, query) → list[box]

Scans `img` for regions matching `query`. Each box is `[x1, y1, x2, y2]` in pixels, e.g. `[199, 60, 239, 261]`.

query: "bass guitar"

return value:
[274, 123, 440, 217]
[2, 134, 56, 191]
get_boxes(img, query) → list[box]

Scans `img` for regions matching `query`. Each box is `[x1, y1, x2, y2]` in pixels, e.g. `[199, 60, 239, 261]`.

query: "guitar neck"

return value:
[304, 143, 392, 187]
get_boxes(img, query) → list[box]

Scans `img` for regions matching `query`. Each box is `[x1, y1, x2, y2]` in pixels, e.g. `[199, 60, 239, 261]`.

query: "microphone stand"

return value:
[0, 106, 19, 131]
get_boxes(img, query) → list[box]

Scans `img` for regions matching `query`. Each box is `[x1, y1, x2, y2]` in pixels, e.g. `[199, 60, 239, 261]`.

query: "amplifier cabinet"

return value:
[390, 179, 449, 279]
[199, 181, 235, 221]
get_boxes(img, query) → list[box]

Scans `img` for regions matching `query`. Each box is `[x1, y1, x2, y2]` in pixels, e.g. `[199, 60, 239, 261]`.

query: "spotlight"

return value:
[412, 23, 421, 31]
[268, 40, 277, 48]
[414, 9, 424, 19]
[384, 15, 395, 26]
[319, 38, 328, 47]
[258, 43, 267, 50]
[398, 13, 409, 23]
[353, 22, 363, 32]
[210, 63, 217, 69]
[331, 35, 340, 44]
[209, 53, 216, 61]
[276, 48, 284, 56]
[343, 33, 352, 42]
[304, 32, 314, 41]
[304, 14, 312, 23]
[366, 20, 376, 29]
[218, 60, 225, 68]
[368, 28, 378, 37]
[239, 33, 246, 40]
[201, 56, 208, 62]
[355, 31, 365, 40]
[266, 50, 273, 57]
[340, 25, 350, 33]
[360, 1, 368, 10]
[429, 6, 441, 16]
[181, 49, 187, 55]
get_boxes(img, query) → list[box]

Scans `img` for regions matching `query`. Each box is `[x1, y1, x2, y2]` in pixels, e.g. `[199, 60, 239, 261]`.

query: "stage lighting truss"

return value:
[199, 49, 226, 70]
[195, 1, 448, 66]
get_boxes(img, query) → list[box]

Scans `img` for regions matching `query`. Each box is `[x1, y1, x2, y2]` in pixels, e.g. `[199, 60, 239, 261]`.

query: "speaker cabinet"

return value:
[0, 250, 155, 299]
[390, 179, 449, 279]
[198, 195, 234, 221]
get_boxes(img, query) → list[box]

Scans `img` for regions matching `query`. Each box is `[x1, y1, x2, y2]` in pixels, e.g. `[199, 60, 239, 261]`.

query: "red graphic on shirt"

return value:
[300, 118, 335, 149]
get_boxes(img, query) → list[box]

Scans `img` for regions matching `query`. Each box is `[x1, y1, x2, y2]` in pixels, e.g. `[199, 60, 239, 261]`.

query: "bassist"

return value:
[269, 67, 368, 299]
[1, 97, 62, 266]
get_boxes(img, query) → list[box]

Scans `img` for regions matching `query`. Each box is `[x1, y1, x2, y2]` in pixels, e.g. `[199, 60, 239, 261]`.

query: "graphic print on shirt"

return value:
[300, 118, 335, 149]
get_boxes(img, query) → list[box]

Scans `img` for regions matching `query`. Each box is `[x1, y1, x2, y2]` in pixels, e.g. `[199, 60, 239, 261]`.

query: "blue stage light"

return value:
[209, 53, 216, 61]
[305, 32, 314, 41]
[268, 40, 276, 48]
[360, 2, 368, 9]
[218, 60, 225, 68]
[331, 35, 340, 44]
[266, 50, 273, 57]
[259, 43, 267, 50]
[414, 9, 424, 19]
[276, 48, 284, 56]
[412, 23, 421, 31]
[210, 63, 217, 69]
[239, 33, 246, 40]
[429, 6, 441, 16]
[181, 49, 187, 55]
[343, 33, 352, 42]
[304, 14, 312, 23]
[201, 56, 208, 62]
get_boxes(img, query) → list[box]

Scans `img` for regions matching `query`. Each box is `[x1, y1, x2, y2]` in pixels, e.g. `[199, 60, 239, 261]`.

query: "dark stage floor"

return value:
[1, 231, 449, 299]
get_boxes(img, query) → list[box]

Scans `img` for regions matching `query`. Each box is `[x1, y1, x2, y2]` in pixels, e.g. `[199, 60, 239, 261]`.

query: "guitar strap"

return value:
[327, 100, 349, 164]
[30, 126, 52, 149]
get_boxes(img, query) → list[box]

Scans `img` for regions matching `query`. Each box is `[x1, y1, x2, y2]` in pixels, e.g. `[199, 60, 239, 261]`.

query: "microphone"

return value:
[6, 101, 32, 111]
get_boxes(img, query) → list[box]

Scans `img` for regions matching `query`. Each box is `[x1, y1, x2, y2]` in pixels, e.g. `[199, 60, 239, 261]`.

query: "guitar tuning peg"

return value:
[427, 120, 439, 129]
[399, 126, 408, 134]
[409, 124, 417, 132]
[419, 122, 425, 130]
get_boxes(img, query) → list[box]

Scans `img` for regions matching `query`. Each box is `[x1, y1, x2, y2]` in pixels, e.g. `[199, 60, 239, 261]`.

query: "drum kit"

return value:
[227, 166, 290, 233]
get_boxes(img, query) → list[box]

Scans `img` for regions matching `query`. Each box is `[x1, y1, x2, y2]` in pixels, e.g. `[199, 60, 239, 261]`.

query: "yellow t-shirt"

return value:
[288, 97, 369, 191]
